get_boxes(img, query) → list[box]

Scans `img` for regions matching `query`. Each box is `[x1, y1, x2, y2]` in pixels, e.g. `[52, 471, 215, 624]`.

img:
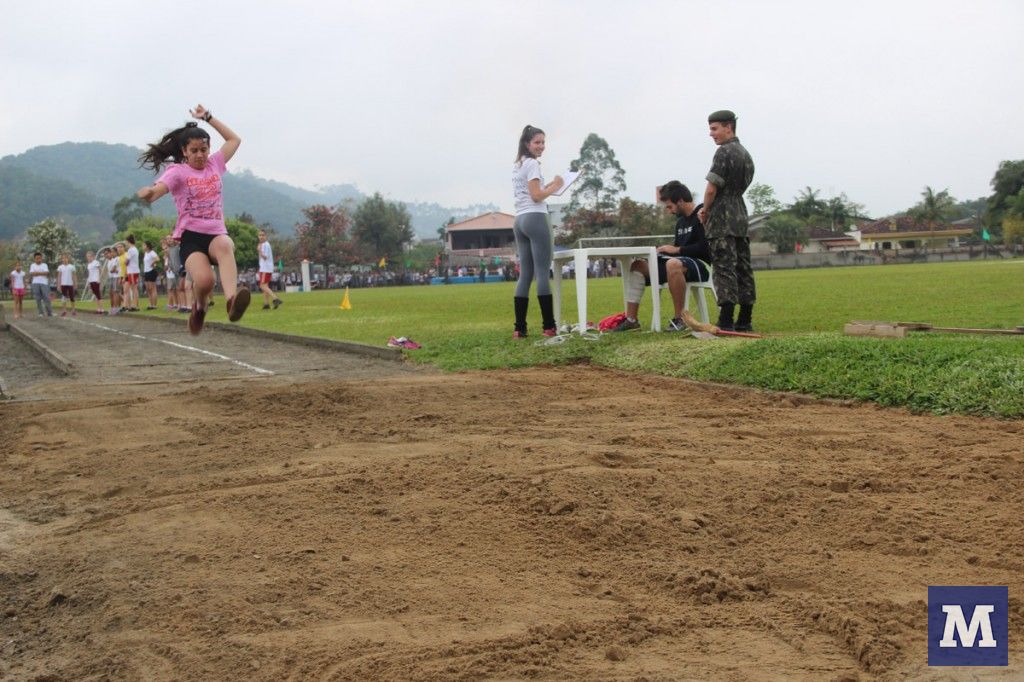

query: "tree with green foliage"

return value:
[1001, 187, 1024, 245]
[111, 195, 150, 232]
[567, 133, 626, 214]
[747, 183, 782, 215]
[1, 239, 25, 277]
[789, 187, 827, 223]
[26, 218, 81, 264]
[616, 197, 674, 237]
[295, 204, 356, 269]
[351, 193, 414, 264]
[911, 186, 957, 227]
[556, 207, 617, 247]
[984, 159, 1024, 239]
[825, 193, 865, 230]
[404, 241, 446, 272]
[949, 196, 987, 222]
[789, 187, 865, 229]
[762, 213, 806, 254]
[115, 215, 175, 252]
[226, 217, 260, 269]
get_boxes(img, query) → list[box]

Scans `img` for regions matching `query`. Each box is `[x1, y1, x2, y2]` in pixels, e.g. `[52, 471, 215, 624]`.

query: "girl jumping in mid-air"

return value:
[136, 104, 250, 334]
[511, 125, 563, 339]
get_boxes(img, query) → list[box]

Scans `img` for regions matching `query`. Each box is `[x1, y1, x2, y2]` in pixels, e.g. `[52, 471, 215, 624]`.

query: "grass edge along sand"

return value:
[146, 260, 1024, 418]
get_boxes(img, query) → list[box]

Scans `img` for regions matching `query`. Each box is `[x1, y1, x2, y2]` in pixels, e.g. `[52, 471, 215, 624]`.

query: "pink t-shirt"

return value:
[158, 150, 229, 239]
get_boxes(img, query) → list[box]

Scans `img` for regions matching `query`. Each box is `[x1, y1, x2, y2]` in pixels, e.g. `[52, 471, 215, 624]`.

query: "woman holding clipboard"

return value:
[511, 125, 565, 339]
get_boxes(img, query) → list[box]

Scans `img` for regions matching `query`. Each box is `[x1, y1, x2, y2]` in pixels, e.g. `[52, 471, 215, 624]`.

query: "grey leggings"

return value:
[513, 212, 553, 297]
[32, 282, 53, 315]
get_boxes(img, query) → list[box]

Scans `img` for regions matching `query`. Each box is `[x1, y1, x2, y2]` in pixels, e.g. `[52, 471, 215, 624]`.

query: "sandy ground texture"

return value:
[1, 364, 1023, 680]
[0, 314, 417, 401]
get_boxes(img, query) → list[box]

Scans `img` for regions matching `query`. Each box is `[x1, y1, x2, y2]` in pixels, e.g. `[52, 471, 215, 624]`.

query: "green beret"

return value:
[708, 110, 736, 123]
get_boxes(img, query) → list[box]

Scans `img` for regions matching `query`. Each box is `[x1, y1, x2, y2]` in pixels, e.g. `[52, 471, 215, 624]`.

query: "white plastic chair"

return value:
[659, 265, 717, 325]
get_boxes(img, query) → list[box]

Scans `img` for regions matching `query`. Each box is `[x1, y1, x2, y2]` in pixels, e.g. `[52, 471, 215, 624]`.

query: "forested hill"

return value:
[0, 142, 497, 242]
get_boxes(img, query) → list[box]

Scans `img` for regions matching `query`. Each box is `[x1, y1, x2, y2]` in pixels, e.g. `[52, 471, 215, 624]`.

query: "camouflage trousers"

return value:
[708, 236, 756, 306]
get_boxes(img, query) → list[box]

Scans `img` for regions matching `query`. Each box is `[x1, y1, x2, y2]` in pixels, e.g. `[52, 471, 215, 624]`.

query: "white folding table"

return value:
[552, 246, 661, 334]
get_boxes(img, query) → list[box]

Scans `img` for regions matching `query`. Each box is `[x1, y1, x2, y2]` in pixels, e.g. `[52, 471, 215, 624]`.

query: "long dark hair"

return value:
[515, 124, 544, 164]
[138, 122, 211, 171]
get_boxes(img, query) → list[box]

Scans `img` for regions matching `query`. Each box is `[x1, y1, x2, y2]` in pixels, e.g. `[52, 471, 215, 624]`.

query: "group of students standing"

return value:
[510, 109, 757, 337]
[8, 250, 116, 319]
[6, 224, 283, 323]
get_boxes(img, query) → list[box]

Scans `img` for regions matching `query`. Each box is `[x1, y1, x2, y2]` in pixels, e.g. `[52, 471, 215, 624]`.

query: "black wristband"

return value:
[204, 112, 213, 122]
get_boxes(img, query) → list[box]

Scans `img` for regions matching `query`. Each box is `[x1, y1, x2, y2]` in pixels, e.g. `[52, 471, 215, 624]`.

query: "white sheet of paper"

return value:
[550, 170, 581, 197]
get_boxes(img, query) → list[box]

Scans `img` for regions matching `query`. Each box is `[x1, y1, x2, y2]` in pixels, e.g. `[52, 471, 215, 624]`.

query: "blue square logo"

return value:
[928, 586, 1008, 666]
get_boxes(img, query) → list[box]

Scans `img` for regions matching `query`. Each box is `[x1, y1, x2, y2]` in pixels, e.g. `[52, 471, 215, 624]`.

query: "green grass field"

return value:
[150, 259, 1024, 417]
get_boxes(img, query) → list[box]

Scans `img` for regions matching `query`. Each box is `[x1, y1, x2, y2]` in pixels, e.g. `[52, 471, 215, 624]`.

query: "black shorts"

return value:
[143, 269, 158, 283]
[179, 230, 221, 269]
[646, 256, 710, 285]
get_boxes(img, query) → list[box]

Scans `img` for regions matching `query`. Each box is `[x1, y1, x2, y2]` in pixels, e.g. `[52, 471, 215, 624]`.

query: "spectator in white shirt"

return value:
[8, 260, 27, 319]
[29, 252, 53, 317]
[142, 241, 161, 310]
[56, 253, 77, 317]
[86, 250, 105, 314]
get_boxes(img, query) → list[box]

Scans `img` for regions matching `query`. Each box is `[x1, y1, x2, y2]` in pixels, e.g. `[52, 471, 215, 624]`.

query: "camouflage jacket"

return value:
[705, 137, 755, 238]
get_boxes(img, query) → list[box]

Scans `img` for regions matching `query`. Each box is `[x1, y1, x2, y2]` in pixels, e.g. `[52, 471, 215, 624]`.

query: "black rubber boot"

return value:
[537, 294, 556, 332]
[735, 304, 754, 332]
[514, 296, 529, 336]
[717, 303, 736, 331]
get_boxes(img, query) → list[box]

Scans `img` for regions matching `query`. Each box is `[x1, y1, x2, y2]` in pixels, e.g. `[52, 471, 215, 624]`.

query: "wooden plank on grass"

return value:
[843, 322, 907, 338]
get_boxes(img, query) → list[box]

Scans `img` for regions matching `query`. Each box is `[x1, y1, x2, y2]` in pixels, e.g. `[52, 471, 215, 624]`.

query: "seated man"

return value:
[614, 180, 712, 331]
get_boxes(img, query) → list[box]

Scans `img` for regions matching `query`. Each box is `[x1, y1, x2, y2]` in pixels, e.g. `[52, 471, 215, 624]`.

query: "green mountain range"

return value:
[0, 142, 497, 242]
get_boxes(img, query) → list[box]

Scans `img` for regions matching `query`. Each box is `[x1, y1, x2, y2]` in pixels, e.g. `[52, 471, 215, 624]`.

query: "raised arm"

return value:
[191, 104, 241, 163]
[137, 182, 169, 204]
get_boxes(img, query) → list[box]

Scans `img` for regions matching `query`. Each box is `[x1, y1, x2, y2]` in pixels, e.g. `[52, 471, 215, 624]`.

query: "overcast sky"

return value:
[2, 0, 1022, 218]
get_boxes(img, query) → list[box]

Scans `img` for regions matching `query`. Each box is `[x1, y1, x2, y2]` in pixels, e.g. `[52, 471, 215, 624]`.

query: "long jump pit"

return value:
[1, 358, 1022, 679]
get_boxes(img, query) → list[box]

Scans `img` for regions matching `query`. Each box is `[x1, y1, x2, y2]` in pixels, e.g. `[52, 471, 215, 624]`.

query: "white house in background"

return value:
[800, 227, 862, 253]
[850, 216, 974, 250]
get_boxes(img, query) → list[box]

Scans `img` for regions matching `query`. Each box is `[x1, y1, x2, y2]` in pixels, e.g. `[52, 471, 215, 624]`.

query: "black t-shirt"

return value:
[673, 204, 712, 262]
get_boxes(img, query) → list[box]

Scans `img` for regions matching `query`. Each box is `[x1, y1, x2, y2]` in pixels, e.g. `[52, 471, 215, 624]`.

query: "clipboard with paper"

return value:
[550, 170, 581, 197]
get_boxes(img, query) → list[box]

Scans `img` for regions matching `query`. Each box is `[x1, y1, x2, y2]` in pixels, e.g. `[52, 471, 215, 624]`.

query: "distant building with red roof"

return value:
[850, 216, 973, 250]
[444, 211, 516, 256]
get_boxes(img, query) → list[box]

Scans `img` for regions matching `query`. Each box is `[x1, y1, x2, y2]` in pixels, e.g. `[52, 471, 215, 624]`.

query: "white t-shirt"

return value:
[57, 263, 75, 286]
[258, 241, 274, 274]
[29, 262, 49, 285]
[126, 246, 140, 274]
[9, 270, 26, 289]
[143, 250, 159, 273]
[87, 259, 101, 283]
[107, 258, 120, 280]
[512, 157, 547, 216]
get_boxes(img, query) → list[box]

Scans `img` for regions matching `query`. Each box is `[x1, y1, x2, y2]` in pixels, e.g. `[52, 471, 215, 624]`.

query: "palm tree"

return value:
[911, 187, 957, 252]
[913, 186, 957, 231]
[790, 186, 827, 223]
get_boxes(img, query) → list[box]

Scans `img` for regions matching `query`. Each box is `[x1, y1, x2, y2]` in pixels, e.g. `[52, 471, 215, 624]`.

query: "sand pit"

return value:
[1, 366, 1022, 680]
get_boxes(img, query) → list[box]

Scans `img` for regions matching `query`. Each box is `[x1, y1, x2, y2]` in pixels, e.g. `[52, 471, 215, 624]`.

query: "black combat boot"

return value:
[513, 296, 529, 338]
[537, 294, 556, 335]
[735, 304, 754, 332]
[717, 303, 735, 332]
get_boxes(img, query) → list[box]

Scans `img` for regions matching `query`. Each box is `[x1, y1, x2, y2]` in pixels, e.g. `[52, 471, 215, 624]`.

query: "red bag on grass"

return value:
[598, 312, 627, 332]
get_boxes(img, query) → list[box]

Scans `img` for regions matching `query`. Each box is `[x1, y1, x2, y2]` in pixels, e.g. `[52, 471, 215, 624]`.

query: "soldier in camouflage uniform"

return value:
[697, 110, 756, 332]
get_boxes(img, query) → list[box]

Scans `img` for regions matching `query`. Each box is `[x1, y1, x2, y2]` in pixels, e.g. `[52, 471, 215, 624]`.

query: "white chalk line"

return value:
[69, 318, 274, 376]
